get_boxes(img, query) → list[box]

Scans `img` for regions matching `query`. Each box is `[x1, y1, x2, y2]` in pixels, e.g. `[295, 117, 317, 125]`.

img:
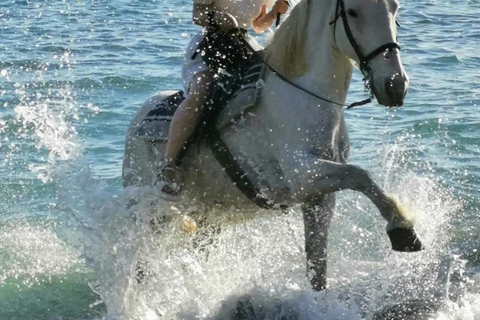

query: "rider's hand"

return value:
[215, 11, 239, 32]
[273, 0, 288, 15]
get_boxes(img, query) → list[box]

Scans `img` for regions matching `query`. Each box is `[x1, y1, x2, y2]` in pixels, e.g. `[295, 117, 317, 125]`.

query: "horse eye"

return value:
[347, 9, 358, 18]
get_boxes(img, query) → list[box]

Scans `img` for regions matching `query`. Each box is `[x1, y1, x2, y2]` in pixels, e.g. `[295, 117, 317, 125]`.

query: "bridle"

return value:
[240, 0, 402, 109]
[330, 0, 401, 81]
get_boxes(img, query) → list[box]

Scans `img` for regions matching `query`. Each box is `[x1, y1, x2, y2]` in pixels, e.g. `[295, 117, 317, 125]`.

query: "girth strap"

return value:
[208, 128, 275, 210]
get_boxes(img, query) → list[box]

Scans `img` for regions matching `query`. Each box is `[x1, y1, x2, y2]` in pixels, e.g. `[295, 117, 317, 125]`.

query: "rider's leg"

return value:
[159, 71, 214, 192]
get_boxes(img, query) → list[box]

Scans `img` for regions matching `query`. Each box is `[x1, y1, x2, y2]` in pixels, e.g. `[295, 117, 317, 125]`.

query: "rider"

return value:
[158, 0, 288, 195]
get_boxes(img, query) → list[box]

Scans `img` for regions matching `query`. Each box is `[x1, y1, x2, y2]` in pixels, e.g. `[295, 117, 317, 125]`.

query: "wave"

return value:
[0, 60, 63, 71]
[430, 55, 463, 64]
[1, 75, 178, 93]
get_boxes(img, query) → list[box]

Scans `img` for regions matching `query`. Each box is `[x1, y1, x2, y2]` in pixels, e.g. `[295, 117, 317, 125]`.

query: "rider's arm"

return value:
[251, 1, 288, 33]
[193, 2, 238, 31]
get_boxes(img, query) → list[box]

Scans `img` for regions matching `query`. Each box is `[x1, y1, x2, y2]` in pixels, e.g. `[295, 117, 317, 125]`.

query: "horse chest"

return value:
[272, 119, 344, 162]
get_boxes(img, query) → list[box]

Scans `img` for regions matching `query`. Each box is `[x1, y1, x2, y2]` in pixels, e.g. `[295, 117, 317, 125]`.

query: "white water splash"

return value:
[78, 150, 479, 320]
[0, 48, 105, 318]
[0, 223, 80, 284]
[8, 51, 99, 183]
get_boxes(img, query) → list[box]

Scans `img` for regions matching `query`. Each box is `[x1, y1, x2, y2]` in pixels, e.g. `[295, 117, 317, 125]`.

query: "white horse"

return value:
[123, 0, 423, 291]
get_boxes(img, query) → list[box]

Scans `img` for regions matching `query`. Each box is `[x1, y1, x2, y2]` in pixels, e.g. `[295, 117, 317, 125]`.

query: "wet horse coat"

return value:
[123, 0, 422, 291]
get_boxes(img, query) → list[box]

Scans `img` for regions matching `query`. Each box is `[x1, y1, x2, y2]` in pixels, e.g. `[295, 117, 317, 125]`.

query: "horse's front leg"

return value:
[290, 159, 423, 252]
[302, 194, 336, 291]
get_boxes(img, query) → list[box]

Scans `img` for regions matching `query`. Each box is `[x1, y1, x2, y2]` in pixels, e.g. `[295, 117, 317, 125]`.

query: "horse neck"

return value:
[287, 0, 354, 106]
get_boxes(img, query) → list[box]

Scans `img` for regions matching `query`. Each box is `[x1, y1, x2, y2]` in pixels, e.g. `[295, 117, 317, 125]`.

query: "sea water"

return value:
[1, 0, 479, 319]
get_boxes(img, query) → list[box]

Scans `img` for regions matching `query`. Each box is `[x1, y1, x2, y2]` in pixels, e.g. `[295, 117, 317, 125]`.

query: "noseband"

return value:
[330, 0, 401, 77]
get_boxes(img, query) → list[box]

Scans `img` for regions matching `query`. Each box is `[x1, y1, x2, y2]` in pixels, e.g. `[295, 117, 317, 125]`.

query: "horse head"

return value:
[334, 0, 409, 107]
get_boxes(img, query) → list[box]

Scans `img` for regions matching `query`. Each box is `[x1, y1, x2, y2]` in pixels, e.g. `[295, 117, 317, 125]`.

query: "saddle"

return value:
[134, 54, 275, 209]
[136, 54, 266, 140]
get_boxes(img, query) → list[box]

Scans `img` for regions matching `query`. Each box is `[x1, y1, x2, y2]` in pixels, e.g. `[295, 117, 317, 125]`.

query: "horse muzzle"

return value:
[370, 51, 409, 107]
[373, 72, 409, 107]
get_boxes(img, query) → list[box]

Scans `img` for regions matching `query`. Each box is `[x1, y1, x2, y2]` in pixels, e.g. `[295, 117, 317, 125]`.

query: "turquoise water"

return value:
[1, 0, 480, 319]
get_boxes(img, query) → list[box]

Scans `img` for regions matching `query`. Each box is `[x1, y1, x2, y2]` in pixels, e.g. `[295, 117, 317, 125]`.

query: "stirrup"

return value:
[156, 163, 181, 197]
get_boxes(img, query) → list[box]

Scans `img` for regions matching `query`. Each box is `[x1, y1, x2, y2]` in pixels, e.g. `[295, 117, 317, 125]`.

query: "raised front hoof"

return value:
[388, 228, 424, 252]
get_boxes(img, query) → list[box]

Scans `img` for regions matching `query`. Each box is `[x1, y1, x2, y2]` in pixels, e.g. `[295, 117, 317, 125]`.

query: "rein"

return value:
[241, 40, 373, 109]
[240, 0, 402, 109]
[248, 39, 372, 109]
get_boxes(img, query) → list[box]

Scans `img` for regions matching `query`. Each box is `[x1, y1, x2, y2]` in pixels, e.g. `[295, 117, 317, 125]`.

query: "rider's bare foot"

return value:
[156, 163, 181, 196]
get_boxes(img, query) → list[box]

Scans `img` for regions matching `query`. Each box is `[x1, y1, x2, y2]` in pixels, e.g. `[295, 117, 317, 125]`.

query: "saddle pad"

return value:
[134, 91, 184, 141]
[215, 57, 266, 130]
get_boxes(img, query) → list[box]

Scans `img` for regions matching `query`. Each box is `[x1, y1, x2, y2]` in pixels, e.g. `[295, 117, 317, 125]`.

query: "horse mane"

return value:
[264, 0, 310, 79]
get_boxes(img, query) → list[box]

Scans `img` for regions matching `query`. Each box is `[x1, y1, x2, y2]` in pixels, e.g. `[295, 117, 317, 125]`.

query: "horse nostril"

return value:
[384, 78, 406, 106]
